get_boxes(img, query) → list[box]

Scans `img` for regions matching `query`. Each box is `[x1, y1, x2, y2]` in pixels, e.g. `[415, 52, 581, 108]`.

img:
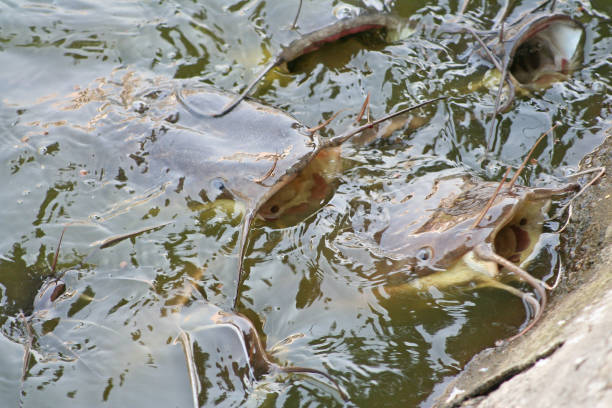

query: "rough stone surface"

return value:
[433, 129, 612, 408]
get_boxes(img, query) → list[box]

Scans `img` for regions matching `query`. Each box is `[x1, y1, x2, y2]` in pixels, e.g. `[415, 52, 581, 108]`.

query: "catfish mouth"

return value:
[509, 17, 583, 86]
[493, 216, 532, 266]
[462, 194, 548, 280]
[464, 198, 551, 343]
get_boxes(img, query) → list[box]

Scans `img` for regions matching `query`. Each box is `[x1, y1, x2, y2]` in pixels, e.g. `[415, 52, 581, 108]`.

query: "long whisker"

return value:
[253, 157, 279, 185]
[323, 97, 445, 148]
[355, 93, 371, 124]
[487, 69, 506, 151]
[470, 166, 512, 229]
[473, 243, 546, 342]
[480, 279, 541, 345]
[557, 202, 573, 234]
[507, 123, 558, 189]
[289, 0, 303, 30]
[213, 61, 279, 117]
[542, 258, 564, 291]
[280, 365, 349, 402]
[557, 166, 605, 215]
[307, 109, 345, 133]
[492, 1, 512, 29]
[51, 227, 66, 274]
[464, 26, 503, 72]
[487, 19, 520, 150]
[93, 222, 171, 249]
[176, 61, 279, 119]
[556, 166, 605, 233]
[19, 311, 33, 400]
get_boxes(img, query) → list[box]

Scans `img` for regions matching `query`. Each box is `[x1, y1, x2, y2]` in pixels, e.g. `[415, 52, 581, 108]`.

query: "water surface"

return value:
[1, 0, 610, 406]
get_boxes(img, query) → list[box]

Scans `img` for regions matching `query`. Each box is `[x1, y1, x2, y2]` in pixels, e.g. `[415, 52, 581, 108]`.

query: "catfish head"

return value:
[454, 12, 584, 114]
[383, 178, 578, 280]
[495, 13, 584, 88]
[366, 169, 583, 342]
[475, 13, 584, 113]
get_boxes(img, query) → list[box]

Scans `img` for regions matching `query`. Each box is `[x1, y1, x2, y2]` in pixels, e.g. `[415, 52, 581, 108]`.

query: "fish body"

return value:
[277, 13, 403, 67]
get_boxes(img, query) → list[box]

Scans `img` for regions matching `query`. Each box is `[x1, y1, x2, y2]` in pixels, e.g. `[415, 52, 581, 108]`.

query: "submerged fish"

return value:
[21, 230, 348, 406]
[213, 13, 404, 116]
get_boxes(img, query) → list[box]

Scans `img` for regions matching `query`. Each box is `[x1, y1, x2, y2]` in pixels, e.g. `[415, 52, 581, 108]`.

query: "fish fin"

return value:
[175, 330, 200, 408]
[51, 227, 66, 274]
[233, 209, 256, 310]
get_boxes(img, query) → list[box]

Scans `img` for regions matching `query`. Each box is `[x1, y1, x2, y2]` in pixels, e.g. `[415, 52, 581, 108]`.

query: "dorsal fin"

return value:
[355, 92, 371, 124]
[51, 227, 66, 274]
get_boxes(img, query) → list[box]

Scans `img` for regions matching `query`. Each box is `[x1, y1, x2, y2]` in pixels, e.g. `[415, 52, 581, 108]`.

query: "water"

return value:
[1, 0, 610, 406]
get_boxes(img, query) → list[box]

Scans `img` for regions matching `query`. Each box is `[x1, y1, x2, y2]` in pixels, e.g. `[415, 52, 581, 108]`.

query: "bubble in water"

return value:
[211, 178, 225, 191]
[215, 64, 230, 75]
[333, 3, 360, 19]
[132, 100, 149, 114]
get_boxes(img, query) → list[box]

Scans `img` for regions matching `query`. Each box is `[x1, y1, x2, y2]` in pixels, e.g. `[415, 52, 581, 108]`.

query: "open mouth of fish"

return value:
[507, 15, 584, 87]
[457, 186, 557, 281]
[378, 180, 575, 287]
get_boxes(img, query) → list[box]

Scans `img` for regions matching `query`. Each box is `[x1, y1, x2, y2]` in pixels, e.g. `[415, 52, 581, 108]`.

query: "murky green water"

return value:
[1, 0, 610, 407]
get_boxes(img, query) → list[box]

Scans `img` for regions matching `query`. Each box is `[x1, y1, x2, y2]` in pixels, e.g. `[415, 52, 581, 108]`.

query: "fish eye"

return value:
[270, 205, 280, 214]
[417, 247, 433, 261]
[211, 178, 225, 191]
[520, 217, 527, 226]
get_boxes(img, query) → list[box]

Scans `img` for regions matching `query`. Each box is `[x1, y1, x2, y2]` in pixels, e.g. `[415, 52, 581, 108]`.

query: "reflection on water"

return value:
[1, 0, 611, 407]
